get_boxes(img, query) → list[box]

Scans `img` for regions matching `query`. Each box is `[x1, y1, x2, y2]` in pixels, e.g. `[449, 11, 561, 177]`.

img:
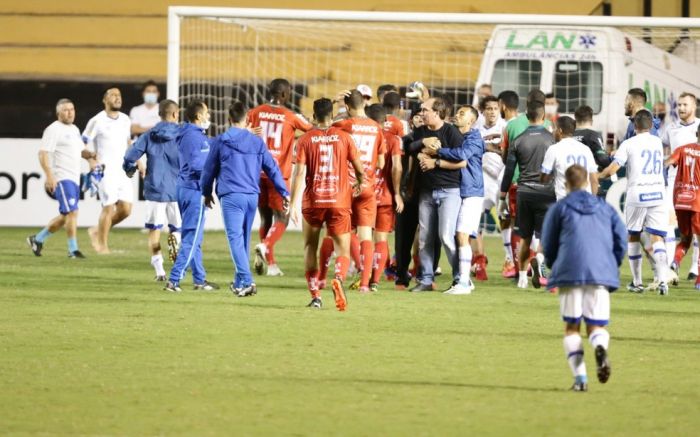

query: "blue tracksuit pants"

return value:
[169, 186, 206, 285]
[220, 192, 258, 288]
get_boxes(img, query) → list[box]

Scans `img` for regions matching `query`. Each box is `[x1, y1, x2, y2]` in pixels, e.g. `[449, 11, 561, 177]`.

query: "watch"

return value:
[435, 158, 441, 168]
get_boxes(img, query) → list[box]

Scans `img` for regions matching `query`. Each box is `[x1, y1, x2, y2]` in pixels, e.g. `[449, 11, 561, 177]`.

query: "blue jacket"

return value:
[200, 127, 289, 199]
[542, 190, 627, 291]
[437, 128, 484, 198]
[177, 123, 210, 190]
[623, 110, 661, 140]
[123, 121, 179, 202]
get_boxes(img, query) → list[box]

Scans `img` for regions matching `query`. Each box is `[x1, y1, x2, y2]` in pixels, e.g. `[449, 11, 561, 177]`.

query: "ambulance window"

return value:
[491, 60, 542, 110]
[553, 61, 603, 113]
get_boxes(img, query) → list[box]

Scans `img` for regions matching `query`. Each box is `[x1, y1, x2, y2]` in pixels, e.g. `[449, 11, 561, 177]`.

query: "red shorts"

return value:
[258, 177, 290, 211]
[352, 189, 377, 228]
[303, 208, 351, 236]
[375, 204, 395, 233]
[676, 209, 700, 236]
[508, 183, 518, 219]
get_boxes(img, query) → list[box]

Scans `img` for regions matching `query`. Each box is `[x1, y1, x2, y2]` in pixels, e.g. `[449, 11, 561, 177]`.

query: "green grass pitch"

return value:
[1, 227, 699, 436]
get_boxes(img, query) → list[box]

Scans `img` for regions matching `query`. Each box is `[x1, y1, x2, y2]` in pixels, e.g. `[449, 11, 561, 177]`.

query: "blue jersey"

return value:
[437, 128, 484, 198]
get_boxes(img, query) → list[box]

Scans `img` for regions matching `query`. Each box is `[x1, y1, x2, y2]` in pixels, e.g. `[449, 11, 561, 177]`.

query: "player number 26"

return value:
[641, 149, 662, 175]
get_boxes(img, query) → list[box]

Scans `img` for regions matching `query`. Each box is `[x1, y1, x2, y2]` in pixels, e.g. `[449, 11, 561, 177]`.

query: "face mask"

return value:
[545, 104, 558, 115]
[656, 112, 666, 120]
[200, 119, 211, 130]
[144, 93, 158, 105]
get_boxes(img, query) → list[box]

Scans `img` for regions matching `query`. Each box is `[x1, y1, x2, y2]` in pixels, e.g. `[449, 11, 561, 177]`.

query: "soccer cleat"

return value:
[658, 282, 669, 296]
[688, 272, 698, 280]
[163, 281, 182, 293]
[594, 345, 611, 384]
[570, 381, 588, 392]
[236, 283, 258, 297]
[668, 268, 679, 287]
[254, 243, 267, 275]
[443, 282, 473, 295]
[627, 282, 645, 293]
[331, 278, 347, 311]
[194, 280, 219, 291]
[434, 266, 443, 276]
[307, 297, 323, 308]
[266, 264, 284, 276]
[27, 235, 43, 257]
[501, 260, 517, 278]
[409, 283, 434, 292]
[167, 233, 179, 263]
[517, 276, 529, 289]
[358, 286, 371, 294]
[68, 250, 86, 259]
[473, 255, 488, 281]
[154, 275, 166, 282]
[349, 277, 361, 290]
[369, 283, 379, 293]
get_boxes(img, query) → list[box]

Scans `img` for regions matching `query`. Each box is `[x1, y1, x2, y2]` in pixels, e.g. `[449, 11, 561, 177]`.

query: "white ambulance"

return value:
[475, 25, 700, 144]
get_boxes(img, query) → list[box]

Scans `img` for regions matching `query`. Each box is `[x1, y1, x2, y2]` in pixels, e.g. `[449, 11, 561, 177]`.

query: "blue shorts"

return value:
[53, 180, 80, 215]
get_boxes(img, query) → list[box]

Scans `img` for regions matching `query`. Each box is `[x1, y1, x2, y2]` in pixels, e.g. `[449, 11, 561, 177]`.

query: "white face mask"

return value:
[200, 119, 211, 130]
[545, 104, 558, 115]
[144, 92, 158, 105]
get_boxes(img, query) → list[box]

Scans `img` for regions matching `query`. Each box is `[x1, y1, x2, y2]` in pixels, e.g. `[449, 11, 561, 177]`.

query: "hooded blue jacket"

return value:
[200, 127, 289, 199]
[123, 121, 179, 202]
[436, 128, 484, 198]
[623, 109, 661, 140]
[177, 123, 210, 190]
[542, 190, 627, 291]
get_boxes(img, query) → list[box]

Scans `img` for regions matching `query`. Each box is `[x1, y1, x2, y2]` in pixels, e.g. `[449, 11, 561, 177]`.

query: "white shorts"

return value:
[99, 173, 134, 207]
[457, 196, 484, 237]
[625, 204, 667, 236]
[482, 173, 501, 211]
[559, 285, 610, 326]
[145, 200, 181, 231]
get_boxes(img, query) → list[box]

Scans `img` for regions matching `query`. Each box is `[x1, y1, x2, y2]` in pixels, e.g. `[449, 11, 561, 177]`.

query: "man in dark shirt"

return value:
[573, 105, 610, 171]
[499, 100, 556, 289]
[406, 97, 464, 291]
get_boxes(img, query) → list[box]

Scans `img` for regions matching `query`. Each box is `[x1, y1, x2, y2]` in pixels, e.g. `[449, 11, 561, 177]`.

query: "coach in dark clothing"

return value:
[573, 105, 611, 171]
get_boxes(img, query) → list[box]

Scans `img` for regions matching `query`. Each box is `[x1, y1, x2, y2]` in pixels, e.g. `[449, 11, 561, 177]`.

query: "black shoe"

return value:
[194, 280, 219, 291]
[595, 345, 611, 384]
[164, 281, 182, 293]
[570, 381, 588, 392]
[27, 235, 43, 256]
[530, 258, 542, 289]
[68, 250, 86, 259]
[688, 272, 698, 280]
[236, 283, 258, 297]
[409, 283, 433, 292]
[307, 297, 323, 308]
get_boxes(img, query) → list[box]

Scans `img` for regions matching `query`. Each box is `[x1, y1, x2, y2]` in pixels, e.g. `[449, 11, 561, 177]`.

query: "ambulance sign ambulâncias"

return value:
[501, 30, 601, 61]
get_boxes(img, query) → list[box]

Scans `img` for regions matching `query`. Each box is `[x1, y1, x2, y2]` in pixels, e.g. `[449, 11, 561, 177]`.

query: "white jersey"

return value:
[129, 103, 160, 132]
[479, 118, 507, 179]
[82, 110, 131, 171]
[613, 132, 665, 208]
[540, 137, 597, 200]
[40, 121, 84, 184]
[662, 118, 699, 152]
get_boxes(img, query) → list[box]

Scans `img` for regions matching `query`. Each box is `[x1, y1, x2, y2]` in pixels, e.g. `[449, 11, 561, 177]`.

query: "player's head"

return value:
[142, 80, 159, 105]
[574, 105, 593, 125]
[55, 98, 75, 124]
[545, 93, 559, 118]
[625, 88, 647, 116]
[185, 99, 209, 127]
[357, 84, 373, 104]
[159, 99, 179, 123]
[678, 92, 697, 122]
[525, 100, 545, 123]
[269, 78, 291, 104]
[653, 101, 666, 120]
[313, 98, 334, 124]
[554, 116, 576, 142]
[453, 105, 478, 130]
[411, 113, 424, 130]
[366, 103, 387, 124]
[633, 109, 653, 132]
[565, 164, 589, 193]
[527, 89, 546, 105]
[382, 92, 401, 113]
[103, 87, 122, 111]
[377, 84, 398, 102]
[421, 97, 449, 128]
[344, 89, 366, 111]
[482, 95, 499, 125]
[228, 100, 247, 126]
[497, 90, 519, 118]
[477, 83, 493, 99]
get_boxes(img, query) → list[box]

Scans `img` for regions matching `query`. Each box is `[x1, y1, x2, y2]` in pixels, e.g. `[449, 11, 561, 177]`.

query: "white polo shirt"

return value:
[40, 120, 84, 184]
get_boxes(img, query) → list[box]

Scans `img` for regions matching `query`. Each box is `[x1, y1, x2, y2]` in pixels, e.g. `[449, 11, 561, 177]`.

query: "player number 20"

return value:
[566, 154, 588, 168]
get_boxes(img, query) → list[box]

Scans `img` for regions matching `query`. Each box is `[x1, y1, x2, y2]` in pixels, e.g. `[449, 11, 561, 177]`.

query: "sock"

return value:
[35, 227, 52, 243]
[628, 242, 643, 286]
[259, 223, 269, 242]
[350, 234, 362, 272]
[335, 255, 350, 281]
[530, 235, 540, 252]
[67, 237, 78, 253]
[519, 270, 527, 282]
[510, 232, 521, 262]
[674, 239, 690, 266]
[263, 222, 287, 264]
[372, 241, 389, 284]
[458, 245, 472, 286]
[652, 241, 668, 283]
[305, 269, 320, 298]
[151, 254, 166, 276]
[360, 240, 373, 287]
[588, 328, 610, 350]
[501, 228, 513, 262]
[691, 237, 699, 275]
[318, 237, 335, 283]
[563, 333, 587, 381]
[666, 225, 676, 267]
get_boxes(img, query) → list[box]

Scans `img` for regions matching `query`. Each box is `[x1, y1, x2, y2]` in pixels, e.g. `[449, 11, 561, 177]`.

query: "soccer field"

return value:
[1, 227, 699, 436]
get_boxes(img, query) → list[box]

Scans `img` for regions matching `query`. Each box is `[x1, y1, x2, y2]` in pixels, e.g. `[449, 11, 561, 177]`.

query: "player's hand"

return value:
[137, 161, 146, 179]
[334, 89, 352, 103]
[352, 180, 363, 197]
[44, 175, 57, 194]
[422, 137, 441, 149]
[282, 196, 291, 215]
[203, 195, 215, 209]
[394, 193, 404, 214]
[498, 198, 510, 220]
[290, 207, 300, 226]
[247, 122, 263, 137]
[419, 157, 436, 172]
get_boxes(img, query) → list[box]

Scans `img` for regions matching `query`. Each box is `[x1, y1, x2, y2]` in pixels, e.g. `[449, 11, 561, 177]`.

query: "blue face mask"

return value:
[144, 93, 158, 105]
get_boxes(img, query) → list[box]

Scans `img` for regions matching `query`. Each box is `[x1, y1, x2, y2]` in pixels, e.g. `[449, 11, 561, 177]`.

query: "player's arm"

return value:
[376, 132, 386, 170]
[391, 153, 404, 213]
[200, 139, 221, 208]
[664, 149, 681, 167]
[500, 145, 517, 195]
[539, 147, 555, 184]
[350, 156, 365, 195]
[123, 135, 147, 177]
[598, 142, 625, 179]
[38, 150, 56, 194]
[421, 157, 466, 171]
[589, 171, 599, 195]
[598, 161, 620, 179]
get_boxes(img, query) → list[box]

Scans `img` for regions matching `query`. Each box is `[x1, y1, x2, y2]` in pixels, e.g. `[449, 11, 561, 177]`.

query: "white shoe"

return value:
[254, 243, 268, 275]
[517, 276, 529, 289]
[266, 264, 284, 276]
[443, 282, 472, 295]
[668, 269, 679, 286]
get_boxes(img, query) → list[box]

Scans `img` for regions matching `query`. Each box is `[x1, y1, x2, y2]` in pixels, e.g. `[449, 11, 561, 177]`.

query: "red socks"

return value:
[305, 270, 319, 298]
[511, 233, 521, 263]
[335, 256, 350, 281]
[262, 222, 287, 264]
[675, 240, 690, 265]
[350, 233, 362, 270]
[372, 241, 389, 284]
[360, 240, 373, 287]
[318, 237, 334, 283]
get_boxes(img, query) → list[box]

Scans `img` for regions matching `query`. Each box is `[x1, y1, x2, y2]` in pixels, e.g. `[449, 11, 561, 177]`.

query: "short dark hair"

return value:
[633, 109, 653, 130]
[158, 99, 178, 118]
[382, 91, 401, 111]
[679, 92, 697, 102]
[565, 164, 588, 191]
[228, 100, 247, 124]
[481, 95, 499, 108]
[103, 86, 120, 98]
[344, 89, 365, 110]
[269, 78, 291, 97]
[377, 84, 398, 98]
[142, 80, 158, 93]
[498, 90, 519, 111]
[545, 92, 555, 100]
[628, 88, 647, 104]
[366, 104, 387, 124]
[556, 116, 576, 136]
[526, 100, 544, 122]
[458, 105, 479, 120]
[313, 98, 333, 121]
[574, 105, 593, 124]
[527, 89, 546, 105]
[431, 96, 449, 120]
[184, 99, 207, 123]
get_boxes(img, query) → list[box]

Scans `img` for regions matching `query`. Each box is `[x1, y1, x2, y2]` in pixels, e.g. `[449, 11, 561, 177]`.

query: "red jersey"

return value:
[333, 117, 386, 192]
[375, 132, 402, 206]
[296, 127, 358, 210]
[247, 104, 313, 179]
[671, 143, 700, 211]
[384, 114, 406, 138]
